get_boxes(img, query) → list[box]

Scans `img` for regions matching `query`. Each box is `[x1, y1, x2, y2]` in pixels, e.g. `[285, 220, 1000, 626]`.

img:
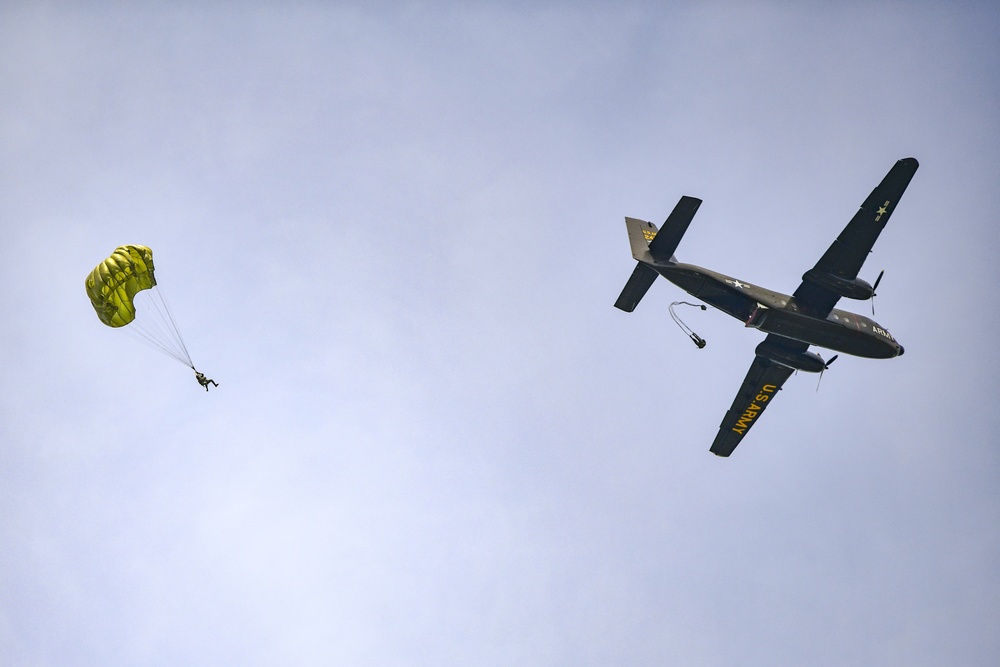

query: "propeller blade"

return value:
[870, 270, 884, 315]
[817, 354, 839, 392]
[872, 269, 884, 295]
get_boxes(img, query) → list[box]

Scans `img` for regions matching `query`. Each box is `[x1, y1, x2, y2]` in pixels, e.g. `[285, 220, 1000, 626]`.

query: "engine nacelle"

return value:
[755, 341, 827, 373]
[802, 269, 873, 300]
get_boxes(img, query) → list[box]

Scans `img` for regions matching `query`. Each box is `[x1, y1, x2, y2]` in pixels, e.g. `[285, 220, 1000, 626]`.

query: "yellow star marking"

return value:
[875, 200, 890, 221]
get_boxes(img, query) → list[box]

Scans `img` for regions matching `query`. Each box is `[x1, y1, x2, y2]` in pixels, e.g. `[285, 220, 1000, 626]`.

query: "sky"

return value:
[2, 2, 999, 665]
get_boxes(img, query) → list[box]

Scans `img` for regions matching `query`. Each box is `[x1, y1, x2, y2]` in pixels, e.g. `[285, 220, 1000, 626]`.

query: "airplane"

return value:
[614, 157, 918, 457]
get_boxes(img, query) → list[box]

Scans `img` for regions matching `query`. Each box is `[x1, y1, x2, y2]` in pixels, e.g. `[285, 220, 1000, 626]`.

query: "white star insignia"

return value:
[728, 279, 745, 289]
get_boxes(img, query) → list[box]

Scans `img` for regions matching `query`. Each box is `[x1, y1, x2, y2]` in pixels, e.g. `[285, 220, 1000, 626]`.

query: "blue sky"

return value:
[2, 3, 999, 665]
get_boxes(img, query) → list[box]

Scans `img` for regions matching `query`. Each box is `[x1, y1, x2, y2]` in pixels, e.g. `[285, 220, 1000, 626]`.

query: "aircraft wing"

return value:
[792, 157, 919, 316]
[710, 335, 802, 457]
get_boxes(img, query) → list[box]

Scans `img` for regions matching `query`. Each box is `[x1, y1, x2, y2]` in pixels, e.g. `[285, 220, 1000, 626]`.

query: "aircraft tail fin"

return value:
[624, 217, 660, 263]
[614, 196, 702, 312]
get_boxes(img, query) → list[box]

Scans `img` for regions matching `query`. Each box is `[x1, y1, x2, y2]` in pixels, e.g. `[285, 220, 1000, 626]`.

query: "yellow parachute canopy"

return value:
[85, 244, 156, 327]
[86, 245, 193, 367]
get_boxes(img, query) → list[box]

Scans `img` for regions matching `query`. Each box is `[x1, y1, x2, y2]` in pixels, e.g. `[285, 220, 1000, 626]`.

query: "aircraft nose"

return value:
[898, 345, 905, 356]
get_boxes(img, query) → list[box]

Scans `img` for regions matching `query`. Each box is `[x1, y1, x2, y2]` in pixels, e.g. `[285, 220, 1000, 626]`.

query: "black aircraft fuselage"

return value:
[660, 262, 903, 366]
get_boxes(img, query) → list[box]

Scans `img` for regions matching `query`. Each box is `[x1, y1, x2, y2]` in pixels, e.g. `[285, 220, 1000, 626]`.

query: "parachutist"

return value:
[194, 370, 218, 391]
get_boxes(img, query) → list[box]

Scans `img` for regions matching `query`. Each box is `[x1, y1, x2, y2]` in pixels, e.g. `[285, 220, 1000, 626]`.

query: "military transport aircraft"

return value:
[614, 157, 918, 456]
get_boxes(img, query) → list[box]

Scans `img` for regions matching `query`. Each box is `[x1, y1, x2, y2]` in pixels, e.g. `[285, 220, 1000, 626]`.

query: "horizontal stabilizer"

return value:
[614, 262, 658, 312]
[648, 195, 702, 261]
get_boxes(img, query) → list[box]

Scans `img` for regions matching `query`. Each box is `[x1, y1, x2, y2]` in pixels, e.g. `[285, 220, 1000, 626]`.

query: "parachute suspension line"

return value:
[151, 285, 194, 368]
[122, 312, 192, 367]
[123, 287, 195, 368]
[669, 301, 708, 349]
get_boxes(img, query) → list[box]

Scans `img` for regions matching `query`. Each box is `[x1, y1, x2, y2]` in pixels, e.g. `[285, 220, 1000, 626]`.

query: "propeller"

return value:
[816, 354, 839, 392]
[870, 269, 884, 315]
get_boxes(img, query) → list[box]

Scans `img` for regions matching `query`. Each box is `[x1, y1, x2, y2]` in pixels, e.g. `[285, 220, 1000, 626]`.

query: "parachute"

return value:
[85, 245, 194, 368]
